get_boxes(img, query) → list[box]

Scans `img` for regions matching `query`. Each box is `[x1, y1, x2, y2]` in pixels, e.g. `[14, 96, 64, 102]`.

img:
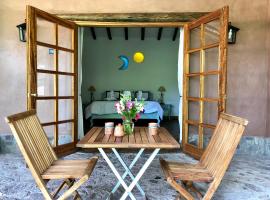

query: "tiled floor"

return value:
[0, 151, 269, 200]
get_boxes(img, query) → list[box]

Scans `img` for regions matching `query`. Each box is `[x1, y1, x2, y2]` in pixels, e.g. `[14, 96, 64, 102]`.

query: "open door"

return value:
[27, 6, 78, 155]
[182, 6, 228, 159]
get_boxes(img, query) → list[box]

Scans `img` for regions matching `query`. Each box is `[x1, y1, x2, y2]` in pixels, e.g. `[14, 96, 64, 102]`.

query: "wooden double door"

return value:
[26, 6, 228, 157]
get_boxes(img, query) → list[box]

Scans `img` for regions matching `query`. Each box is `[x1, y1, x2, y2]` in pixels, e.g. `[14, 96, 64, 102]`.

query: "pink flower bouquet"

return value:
[114, 93, 144, 135]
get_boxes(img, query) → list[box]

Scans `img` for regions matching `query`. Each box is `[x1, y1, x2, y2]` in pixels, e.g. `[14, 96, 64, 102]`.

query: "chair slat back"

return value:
[200, 113, 248, 177]
[6, 110, 57, 175]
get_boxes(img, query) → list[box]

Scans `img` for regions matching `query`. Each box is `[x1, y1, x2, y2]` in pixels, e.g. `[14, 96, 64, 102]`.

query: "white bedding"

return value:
[85, 101, 164, 120]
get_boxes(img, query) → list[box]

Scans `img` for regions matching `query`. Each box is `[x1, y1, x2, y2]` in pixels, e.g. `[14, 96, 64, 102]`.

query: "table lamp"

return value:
[158, 86, 166, 104]
[88, 86, 96, 103]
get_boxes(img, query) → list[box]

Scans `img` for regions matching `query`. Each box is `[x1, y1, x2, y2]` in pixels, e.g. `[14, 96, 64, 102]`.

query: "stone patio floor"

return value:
[0, 151, 270, 200]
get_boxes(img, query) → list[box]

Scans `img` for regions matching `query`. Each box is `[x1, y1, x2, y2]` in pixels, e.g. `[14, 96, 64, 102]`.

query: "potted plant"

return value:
[114, 94, 144, 135]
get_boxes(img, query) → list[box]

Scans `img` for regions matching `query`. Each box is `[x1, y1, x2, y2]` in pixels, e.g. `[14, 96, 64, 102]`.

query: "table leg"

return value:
[120, 148, 160, 200]
[111, 148, 145, 196]
[98, 148, 136, 200]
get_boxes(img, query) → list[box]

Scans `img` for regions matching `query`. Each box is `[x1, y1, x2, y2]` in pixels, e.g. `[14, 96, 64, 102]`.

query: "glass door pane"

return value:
[36, 100, 55, 123]
[36, 17, 55, 45]
[58, 123, 73, 145]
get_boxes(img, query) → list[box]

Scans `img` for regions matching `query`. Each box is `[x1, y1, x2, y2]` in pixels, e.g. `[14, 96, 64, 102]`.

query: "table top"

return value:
[77, 127, 180, 149]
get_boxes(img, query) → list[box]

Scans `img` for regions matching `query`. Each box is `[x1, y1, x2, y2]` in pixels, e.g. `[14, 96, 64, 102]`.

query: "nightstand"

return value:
[161, 104, 172, 120]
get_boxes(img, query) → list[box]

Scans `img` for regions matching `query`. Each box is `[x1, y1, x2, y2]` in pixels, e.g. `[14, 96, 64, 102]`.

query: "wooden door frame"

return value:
[26, 6, 228, 157]
[27, 6, 78, 156]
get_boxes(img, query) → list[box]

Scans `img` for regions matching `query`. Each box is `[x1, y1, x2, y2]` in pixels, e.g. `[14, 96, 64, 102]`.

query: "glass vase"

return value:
[123, 120, 134, 135]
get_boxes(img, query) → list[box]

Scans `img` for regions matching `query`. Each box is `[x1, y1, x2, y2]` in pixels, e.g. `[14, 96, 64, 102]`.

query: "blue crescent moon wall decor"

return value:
[118, 55, 129, 70]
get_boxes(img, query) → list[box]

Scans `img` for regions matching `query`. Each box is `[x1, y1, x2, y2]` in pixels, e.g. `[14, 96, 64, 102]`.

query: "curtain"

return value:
[178, 27, 184, 143]
[78, 27, 84, 139]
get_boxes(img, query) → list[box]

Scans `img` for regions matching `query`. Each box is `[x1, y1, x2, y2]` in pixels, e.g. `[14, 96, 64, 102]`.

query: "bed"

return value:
[85, 101, 164, 125]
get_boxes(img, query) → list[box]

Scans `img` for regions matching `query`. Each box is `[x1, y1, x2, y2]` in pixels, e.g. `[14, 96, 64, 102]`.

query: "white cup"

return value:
[105, 122, 114, 135]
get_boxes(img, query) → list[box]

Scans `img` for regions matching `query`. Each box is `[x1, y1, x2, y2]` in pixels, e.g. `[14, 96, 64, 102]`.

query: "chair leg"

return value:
[65, 179, 82, 200]
[51, 178, 81, 199]
[202, 180, 220, 200]
[176, 194, 185, 200]
[72, 192, 82, 200]
[183, 181, 203, 199]
[57, 175, 88, 200]
[168, 179, 194, 200]
[51, 180, 67, 198]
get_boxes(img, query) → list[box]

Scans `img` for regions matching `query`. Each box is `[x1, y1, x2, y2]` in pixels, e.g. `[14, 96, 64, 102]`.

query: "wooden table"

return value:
[77, 127, 180, 200]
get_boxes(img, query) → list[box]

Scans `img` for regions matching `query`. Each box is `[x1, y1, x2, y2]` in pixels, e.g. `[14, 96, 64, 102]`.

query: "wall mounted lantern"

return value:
[16, 22, 26, 42]
[228, 22, 239, 44]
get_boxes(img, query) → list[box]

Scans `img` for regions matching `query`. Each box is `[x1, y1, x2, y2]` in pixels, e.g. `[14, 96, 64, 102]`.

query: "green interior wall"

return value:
[82, 27, 180, 116]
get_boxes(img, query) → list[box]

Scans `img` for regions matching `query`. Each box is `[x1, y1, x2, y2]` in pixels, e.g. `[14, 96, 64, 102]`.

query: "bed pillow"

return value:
[135, 91, 150, 101]
[105, 90, 120, 100]
[123, 90, 131, 97]
[137, 91, 143, 100]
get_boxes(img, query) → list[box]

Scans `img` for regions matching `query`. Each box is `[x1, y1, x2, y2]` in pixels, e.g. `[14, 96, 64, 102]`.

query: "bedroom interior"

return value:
[80, 27, 181, 137]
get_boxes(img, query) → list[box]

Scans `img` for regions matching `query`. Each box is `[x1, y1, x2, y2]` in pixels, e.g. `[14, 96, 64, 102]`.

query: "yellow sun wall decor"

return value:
[133, 52, 144, 63]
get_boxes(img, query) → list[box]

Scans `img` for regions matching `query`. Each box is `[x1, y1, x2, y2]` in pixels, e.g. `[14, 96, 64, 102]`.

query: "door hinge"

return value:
[28, 93, 37, 97]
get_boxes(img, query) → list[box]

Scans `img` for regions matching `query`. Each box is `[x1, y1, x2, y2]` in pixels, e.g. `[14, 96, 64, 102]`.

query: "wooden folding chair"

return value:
[160, 113, 248, 200]
[5, 110, 98, 200]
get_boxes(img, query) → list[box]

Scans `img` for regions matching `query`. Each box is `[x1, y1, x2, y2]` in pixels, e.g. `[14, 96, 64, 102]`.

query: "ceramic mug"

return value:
[105, 122, 114, 135]
[148, 122, 159, 135]
[114, 124, 124, 137]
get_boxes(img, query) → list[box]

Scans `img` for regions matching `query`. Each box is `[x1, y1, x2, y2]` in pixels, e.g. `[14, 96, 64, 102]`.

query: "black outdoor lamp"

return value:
[16, 22, 26, 42]
[228, 22, 239, 44]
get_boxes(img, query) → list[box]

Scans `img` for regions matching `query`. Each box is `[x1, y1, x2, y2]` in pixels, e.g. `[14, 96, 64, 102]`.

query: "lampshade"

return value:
[158, 86, 166, 92]
[88, 86, 96, 92]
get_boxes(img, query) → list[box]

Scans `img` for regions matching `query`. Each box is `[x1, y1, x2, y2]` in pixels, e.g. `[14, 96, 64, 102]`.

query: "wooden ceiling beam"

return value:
[172, 28, 179, 41]
[141, 27, 145, 40]
[74, 21, 185, 27]
[106, 27, 112, 40]
[90, 27, 96, 40]
[157, 28, 163, 40]
[124, 27, 128, 40]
